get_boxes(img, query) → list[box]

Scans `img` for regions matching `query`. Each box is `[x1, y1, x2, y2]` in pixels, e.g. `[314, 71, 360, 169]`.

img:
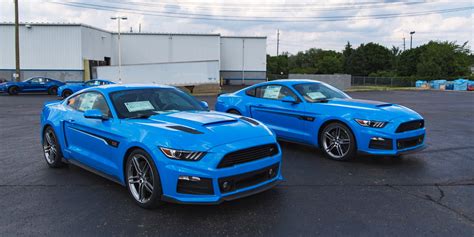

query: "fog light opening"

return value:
[221, 181, 233, 192]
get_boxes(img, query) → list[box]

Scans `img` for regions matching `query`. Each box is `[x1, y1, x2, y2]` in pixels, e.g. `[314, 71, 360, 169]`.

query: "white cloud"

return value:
[1, 0, 472, 54]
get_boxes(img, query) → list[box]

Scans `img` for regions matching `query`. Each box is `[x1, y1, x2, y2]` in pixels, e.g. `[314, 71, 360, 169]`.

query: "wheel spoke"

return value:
[132, 156, 142, 173]
[340, 139, 350, 145]
[45, 132, 53, 145]
[144, 181, 153, 193]
[128, 176, 140, 184]
[142, 162, 149, 175]
[326, 143, 336, 152]
[336, 145, 344, 156]
[138, 183, 145, 201]
[325, 132, 335, 140]
[335, 128, 341, 139]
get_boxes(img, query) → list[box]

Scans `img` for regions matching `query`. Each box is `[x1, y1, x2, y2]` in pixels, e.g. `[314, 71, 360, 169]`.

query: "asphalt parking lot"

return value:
[0, 90, 473, 236]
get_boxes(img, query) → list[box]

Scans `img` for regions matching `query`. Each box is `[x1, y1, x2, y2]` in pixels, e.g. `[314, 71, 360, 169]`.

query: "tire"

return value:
[227, 109, 241, 115]
[48, 86, 58, 95]
[42, 126, 66, 168]
[7, 86, 19, 95]
[319, 122, 357, 161]
[62, 89, 73, 99]
[125, 149, 163, 209]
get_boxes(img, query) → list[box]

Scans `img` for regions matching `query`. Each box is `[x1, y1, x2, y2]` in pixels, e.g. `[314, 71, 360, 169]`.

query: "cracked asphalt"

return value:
[0, 90, 473, 236]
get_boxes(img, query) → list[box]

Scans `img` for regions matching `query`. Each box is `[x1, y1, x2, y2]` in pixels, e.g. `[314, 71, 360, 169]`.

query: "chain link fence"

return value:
[351, 76, 416, 87]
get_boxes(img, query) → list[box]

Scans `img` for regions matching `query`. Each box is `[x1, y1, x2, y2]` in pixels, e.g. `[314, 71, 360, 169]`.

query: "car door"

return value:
[63, 92, 121, 176]
[248, 84, 311, 142]
[23, 77, 44, 91]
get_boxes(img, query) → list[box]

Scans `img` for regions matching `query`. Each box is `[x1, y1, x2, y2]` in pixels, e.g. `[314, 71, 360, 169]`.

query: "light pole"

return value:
[410, 31, 415, 49]
[111, 16, 127, 83]
[14, 0, 20, 82]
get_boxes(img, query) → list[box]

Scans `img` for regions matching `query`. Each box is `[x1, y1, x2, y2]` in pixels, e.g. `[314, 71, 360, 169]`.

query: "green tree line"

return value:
[267, 41, 473, 79]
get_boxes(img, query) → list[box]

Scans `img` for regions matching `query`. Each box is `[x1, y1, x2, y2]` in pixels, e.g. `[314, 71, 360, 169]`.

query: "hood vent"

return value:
[240, 116, 259, 126]
[167, 125, 203, 134]
[376, 104, 393, 107]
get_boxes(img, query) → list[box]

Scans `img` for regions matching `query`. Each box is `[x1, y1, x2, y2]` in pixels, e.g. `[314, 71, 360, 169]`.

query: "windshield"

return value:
[110, 88, 205, 119]
[293, 83, 350, 102]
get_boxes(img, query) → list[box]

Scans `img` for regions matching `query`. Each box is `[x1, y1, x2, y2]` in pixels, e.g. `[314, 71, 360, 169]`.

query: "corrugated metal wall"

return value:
[114, 34, 220, 65]
[0, 25, 82, 70]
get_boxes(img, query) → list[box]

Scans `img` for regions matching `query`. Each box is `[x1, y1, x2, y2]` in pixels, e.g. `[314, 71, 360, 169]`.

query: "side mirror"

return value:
[201, 101, 209, 109]
[84, 109, 108, 120]
[281, 96, 298, 104]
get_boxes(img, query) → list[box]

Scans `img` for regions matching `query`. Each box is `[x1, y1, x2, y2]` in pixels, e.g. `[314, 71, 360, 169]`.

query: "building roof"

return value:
[0, 22, 265, 38]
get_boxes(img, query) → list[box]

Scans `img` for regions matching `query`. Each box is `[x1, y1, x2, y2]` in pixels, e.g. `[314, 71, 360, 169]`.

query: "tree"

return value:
[416, 41, 471, 77]
[347, 43, 394, 76]
[342, 41, 354, 74]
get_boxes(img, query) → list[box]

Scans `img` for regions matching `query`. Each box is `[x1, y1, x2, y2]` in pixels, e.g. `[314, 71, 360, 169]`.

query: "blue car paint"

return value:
[41, 84, 282, 204]
[0, 77, 65, 94]
[215, 80, 426, 156]
[57, 79, 114, 97]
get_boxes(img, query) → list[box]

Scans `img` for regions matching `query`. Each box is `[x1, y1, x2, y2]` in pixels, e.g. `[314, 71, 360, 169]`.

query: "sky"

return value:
[1, 0, 473, 55]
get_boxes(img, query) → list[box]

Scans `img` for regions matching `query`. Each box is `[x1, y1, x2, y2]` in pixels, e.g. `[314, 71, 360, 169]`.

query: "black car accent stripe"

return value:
[253, 108, 315, 121]
[68, 127, 120, 148]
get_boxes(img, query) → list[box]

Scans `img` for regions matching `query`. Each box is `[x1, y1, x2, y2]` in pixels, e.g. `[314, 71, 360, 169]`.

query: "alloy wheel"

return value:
[322, 126, 351, 159]
[127, 154, 154, 204]
[43, 129, 58, 164]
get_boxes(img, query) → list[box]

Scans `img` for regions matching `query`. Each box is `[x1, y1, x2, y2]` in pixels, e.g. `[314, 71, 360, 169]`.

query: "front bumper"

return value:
[353, 122, 426, 156]
[152, 136, 283, 204]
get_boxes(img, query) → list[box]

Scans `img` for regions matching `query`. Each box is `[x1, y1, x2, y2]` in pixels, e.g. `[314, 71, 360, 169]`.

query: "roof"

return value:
[88, 83, 176, 93]
[0, 22, 265, 38]
[259, 79, 323, 85]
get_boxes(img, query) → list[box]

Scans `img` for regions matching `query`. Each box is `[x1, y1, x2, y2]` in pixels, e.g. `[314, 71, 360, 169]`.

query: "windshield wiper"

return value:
[126, 113, 155, 119]
[313, 98, 330, 103]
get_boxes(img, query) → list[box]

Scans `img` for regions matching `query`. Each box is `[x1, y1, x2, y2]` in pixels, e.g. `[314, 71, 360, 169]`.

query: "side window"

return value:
[67, 94, 82, 110]
[256, 85, 299, 101]
[67, 92, 111, 117]
[29, 78, 40, 83]
[245, 88, 256, 97]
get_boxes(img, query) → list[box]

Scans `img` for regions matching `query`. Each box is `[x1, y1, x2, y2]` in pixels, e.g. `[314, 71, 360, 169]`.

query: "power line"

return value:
[49, 2, 473, 23]
[106, 0, 429, 13]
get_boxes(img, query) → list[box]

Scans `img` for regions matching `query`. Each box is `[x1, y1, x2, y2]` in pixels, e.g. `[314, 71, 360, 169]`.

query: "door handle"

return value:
[67, 119, 75, 123]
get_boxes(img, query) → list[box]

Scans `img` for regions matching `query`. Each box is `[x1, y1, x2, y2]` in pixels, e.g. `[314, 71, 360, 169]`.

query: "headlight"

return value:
[160, 147, 206, 161]
[355, 119, 387, 128]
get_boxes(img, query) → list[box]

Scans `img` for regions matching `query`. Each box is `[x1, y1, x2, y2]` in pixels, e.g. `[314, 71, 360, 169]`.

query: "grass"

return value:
[346, 86, 423, 92]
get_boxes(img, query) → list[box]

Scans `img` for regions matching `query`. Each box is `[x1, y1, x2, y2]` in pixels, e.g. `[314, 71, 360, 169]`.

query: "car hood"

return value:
[312, 98, 422, 121]
[123, 110, 274, 151]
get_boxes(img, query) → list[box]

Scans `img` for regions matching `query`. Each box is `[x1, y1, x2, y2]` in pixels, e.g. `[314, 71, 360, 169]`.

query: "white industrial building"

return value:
[0, 23, 267, 85]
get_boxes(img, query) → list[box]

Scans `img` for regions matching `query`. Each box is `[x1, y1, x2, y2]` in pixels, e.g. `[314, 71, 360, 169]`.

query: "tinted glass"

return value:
[293, 83, 350, 102]
[255, 85, 299, 101]
[110, 88, 205, 119]
[67, 92, 111, 116]
[85, 80, 101, 86]
[245, 88, 256, 97]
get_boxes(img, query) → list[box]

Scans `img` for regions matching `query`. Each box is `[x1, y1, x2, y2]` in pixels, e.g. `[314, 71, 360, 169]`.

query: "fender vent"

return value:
[167, 125, 203, 134]
[240, 116, 259, 125]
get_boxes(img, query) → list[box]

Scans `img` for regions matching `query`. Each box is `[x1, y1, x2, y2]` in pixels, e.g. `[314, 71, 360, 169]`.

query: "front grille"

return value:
[397, 135, 424, 149]
[218, 163, 279, 194]
[177, 177, 214, 195]
[396, 120, 424, 133]
[217, 143, 279, 168]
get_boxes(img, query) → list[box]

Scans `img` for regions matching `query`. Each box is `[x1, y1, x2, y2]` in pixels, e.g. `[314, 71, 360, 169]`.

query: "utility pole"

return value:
[139, 23, 141, 33]
[111, 16, 127, 83]
[410, 31, 415, 49]
[403, 37, 406, 51]
[276, 29, 280, 56]
[14, 0, 20, 82]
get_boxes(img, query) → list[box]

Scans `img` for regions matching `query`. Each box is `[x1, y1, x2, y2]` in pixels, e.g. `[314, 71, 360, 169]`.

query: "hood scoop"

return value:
[167, 125, 203, 134]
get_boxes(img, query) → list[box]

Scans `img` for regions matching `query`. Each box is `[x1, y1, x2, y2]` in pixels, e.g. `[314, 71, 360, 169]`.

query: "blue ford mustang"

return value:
[216, 80, 426, 160]
[57, 79, 114, 98]
[41, 84, 282, 208]
[0, 77, 65, 95]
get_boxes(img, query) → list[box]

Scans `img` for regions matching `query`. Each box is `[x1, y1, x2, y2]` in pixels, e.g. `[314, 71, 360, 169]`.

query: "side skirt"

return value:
[68, 159, 125, 186]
